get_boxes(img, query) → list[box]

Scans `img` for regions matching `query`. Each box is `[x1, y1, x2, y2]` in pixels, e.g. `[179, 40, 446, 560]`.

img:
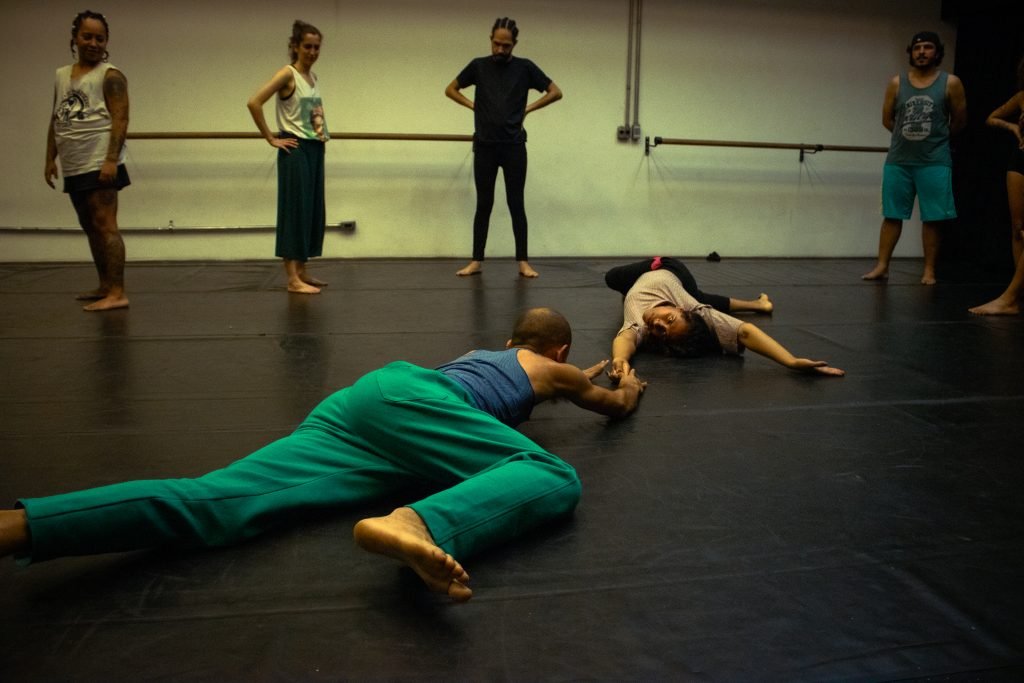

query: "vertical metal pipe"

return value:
[624, 0, 635, 128]
[631, 0, 642, 134]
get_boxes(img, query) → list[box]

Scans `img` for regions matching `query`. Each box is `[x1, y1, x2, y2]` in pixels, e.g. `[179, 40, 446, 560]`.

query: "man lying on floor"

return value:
[0, 307, 645, 602]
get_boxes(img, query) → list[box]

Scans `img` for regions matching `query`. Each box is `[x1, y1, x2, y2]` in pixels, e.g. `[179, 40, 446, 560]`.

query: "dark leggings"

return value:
[472, 143, 528, 261]
[604, 257, 731, 312]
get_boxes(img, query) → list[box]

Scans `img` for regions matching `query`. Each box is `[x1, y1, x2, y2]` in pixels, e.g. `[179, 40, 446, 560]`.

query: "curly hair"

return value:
[658, 311, 722, 358]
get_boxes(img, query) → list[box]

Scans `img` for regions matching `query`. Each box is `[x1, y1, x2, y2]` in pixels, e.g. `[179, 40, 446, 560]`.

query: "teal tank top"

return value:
[886, 71, 951, 166]
[436, 348, 535, 426]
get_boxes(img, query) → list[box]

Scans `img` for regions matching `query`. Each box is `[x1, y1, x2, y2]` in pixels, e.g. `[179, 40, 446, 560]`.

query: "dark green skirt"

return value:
[276, 137, 325, 260]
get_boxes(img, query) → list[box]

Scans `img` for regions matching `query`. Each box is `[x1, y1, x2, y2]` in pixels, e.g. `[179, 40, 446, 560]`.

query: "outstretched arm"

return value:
[528, 354, 646, 418]
[737, 323, 845, 376]
[610, 329, 638, 382]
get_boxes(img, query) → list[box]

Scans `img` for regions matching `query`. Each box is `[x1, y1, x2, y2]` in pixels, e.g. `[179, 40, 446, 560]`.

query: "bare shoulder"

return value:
[104, 67, 127, 85]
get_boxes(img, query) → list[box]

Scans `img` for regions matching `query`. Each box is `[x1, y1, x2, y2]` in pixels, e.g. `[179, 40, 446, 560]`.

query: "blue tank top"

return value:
[886, 71, 951, 167]
[436, 348, 535, 426]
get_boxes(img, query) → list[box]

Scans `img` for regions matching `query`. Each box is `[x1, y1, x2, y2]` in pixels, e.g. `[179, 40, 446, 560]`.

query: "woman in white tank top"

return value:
[247, 20, 330, 295]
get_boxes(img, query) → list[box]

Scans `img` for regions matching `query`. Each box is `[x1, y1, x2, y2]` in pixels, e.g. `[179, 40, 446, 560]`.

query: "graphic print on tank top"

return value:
[900, 95, 936, 142]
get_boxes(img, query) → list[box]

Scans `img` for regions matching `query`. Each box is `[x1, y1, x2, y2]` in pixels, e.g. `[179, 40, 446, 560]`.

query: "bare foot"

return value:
[861, 265, 889, 281]
[287, 281, 321, 294]
[456, 261, 482, 277]
[301, 275, 328, 287]
[0, 509, 29, 558]
[83, 294, 129, 312]
[75, 288, 108, 301]
[756, 293, 773, 313]
[354, 507, 472, 602]
[969, 298, 1020, 316]
[518, 261, 539, 278]
[920, 273, 936, 286]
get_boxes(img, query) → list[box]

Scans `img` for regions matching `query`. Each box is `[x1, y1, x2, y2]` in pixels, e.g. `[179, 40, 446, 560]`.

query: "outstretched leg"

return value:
[354, 507, 472, 602]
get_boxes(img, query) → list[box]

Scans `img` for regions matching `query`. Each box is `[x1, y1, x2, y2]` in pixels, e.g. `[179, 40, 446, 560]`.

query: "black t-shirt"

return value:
[456, 56, 552, 144]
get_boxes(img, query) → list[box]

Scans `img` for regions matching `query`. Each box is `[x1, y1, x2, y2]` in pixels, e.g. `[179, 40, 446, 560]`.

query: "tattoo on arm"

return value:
[104, 70, 130, 160]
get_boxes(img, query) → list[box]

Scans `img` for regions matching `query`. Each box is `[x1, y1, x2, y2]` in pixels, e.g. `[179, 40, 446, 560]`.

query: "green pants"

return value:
[18, 363, 581, 564]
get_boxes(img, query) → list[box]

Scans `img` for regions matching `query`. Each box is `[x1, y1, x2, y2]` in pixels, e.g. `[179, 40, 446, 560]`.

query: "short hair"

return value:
[509, 307, 571, 352]
[491, 17, 519, 42]
[289, 20, 322, 62]
[70, 10, 109, 61]
[658, 310, 721, 358]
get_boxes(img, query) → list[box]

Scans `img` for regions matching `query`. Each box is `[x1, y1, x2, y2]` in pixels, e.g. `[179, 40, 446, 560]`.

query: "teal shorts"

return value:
[881, 164, 956, 222]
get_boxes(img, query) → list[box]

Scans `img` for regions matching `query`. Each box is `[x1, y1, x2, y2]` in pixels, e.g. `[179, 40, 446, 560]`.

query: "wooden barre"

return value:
[127, 131, 473, 142]
[646, 136, 887, 156]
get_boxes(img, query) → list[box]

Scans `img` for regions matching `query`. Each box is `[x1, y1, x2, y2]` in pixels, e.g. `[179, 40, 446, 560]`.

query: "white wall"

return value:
[0, 0, 950, 261]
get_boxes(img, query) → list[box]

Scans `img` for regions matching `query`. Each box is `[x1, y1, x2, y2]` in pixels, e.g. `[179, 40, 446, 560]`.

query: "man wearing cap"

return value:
[863, 31, 967, 285]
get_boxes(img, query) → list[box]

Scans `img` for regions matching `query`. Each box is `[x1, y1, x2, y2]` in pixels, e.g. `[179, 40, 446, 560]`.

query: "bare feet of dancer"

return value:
[0, 509, 29, 558]
[456, 260, 483, 276]
[969, 297, 1020, 316]
[76, 288, 107, 301]
[518, 261, 538, 278]
[861, 264, 889, 281]
[729, 293, 773, 314]
[83, 291, 129, 312]
[285, 259, 321, 294]
[354, 507, 473, 602]
[297, 264, 327, 287]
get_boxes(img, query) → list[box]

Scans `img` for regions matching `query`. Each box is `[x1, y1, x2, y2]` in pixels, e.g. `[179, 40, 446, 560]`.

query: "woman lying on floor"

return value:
[605, 257, 845, 380]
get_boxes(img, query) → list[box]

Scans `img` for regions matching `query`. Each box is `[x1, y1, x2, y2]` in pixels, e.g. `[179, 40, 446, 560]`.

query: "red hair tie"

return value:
[651, 256, 663, 270]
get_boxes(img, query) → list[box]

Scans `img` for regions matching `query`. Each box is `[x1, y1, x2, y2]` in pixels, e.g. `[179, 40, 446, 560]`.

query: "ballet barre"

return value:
[644, 135, 887, 161]
[127, 132, 473, 142]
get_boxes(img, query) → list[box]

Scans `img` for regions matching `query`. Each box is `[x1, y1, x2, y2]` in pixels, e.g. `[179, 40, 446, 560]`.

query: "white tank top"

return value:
[52, 63, 126, 176]
[275, 65, 329, 141]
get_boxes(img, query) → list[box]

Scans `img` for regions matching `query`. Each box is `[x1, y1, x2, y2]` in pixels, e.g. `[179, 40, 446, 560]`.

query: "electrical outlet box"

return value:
[616, 126, 630, 141]
[339, 221, 357, 232]
[631, 124, 642, 141]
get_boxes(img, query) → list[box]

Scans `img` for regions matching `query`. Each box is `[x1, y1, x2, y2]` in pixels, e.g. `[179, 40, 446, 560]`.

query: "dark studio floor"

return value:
[1, 256, 1023, 682]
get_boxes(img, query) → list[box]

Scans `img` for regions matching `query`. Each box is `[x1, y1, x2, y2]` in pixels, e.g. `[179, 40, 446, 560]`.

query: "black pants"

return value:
[604, 257, 731, 312]
[472, 143, 528, 261]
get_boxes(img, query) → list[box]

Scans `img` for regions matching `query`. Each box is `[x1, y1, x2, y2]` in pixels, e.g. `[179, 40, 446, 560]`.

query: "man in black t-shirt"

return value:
[445, 17, 562, 278]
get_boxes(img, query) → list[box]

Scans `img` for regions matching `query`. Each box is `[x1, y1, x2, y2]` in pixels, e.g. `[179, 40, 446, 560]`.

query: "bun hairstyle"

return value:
[289, 20, 322, 61]
[70, 10, 110, 61]
[491, 16, 519, 41]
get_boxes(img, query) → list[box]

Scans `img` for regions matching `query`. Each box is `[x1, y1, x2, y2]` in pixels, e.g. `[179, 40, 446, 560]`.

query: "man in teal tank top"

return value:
[863, 31, 967, 285]
[0, 308, 645, 602]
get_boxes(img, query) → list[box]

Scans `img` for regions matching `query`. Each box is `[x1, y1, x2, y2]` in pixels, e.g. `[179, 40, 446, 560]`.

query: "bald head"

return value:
[509, 307, 572, 354]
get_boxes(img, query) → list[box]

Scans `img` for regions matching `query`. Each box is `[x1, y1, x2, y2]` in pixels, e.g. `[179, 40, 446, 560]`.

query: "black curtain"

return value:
[942, 0, 1023, 279]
